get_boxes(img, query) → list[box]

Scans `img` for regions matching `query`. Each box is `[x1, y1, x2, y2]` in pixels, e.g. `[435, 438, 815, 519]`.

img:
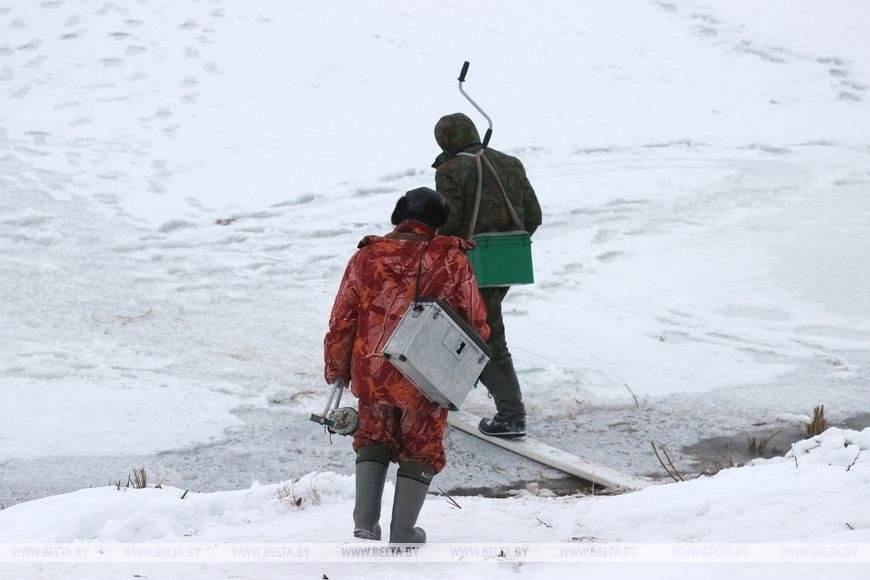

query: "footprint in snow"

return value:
[838, 92, 862, 102]
[159, 220, 195, 233]
[9, 84, 30, 98]
[309, 228, 352, 238]
[744, 143, 792, 155]
[355, 186, 396, 197]
[25, 54, 47, 68]
[379, 168, 419, 182]
[690, 13, 719, 25]
[591, 229, 617, 244]
[16, 39, 41, 51]
[718, 304, 792, 322]
[840, 80, 866, 92]
[271, 194, 316, 208]
[504, 309, 529, 317]
[573, 146, 619, 155]
[596, 251, 624, 263]
[817, 56, 845, 66]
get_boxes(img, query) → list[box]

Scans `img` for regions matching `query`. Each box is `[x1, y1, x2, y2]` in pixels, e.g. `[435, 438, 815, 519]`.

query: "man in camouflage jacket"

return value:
[433, 112, 542, 437]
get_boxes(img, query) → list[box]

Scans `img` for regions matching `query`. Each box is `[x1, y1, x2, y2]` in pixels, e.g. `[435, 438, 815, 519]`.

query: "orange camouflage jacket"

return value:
[324, 220, 490, 409]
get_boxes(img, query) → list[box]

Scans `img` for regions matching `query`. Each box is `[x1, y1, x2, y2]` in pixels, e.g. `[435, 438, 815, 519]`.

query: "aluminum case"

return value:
[382, 299, 490, 410]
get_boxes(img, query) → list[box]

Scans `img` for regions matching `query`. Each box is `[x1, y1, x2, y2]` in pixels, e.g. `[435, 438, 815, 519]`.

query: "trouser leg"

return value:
[480, 286, 510, 362]
[478, 287, 525, 419]
[479, 357, 526, 419]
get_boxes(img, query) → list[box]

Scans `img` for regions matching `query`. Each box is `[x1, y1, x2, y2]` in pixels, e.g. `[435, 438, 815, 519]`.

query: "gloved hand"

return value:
[333, 378, 349, 389]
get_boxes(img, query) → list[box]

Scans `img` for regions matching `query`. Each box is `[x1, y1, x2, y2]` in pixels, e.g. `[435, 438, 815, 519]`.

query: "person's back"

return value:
[433, 113, 542, 238]
[431, 112, 542, 438]
[326, 219, 488, 410]
[324, 187, 489, 544]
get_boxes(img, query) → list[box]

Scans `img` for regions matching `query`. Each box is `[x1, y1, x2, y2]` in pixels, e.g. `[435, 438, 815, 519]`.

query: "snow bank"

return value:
[569, 427, 870, 542]
[2, 429, 867, 544]
[0, 472, 355, 543]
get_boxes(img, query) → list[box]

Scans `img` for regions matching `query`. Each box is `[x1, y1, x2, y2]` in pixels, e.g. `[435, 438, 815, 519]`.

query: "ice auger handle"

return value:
[456, 60, 494, 148]
[482, 128, 492, 148]
[458, 61, 470, 82]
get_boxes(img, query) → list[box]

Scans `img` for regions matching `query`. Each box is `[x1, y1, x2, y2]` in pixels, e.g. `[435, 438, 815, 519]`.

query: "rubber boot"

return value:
[353, 445, 390, 540]
[389, 462, 434, 544]
[479, 357, 526, 438]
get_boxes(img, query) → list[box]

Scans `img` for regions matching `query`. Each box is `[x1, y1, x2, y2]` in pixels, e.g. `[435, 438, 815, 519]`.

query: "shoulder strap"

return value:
[457, 150, 525, 239]
[481, 153, 525, 231]
[457, 151, 484, 241]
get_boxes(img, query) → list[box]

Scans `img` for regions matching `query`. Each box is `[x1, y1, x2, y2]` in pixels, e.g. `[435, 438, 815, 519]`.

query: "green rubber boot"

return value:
[353, 445, 390, 540]
[389, 462, 434, 544]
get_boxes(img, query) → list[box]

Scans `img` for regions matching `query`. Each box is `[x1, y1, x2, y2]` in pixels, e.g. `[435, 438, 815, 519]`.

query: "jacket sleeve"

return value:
[435, 168, 468, 239]
[515, 160, 542, 236]
[445, 250, 490, 342]
[324, 253, 360, 383]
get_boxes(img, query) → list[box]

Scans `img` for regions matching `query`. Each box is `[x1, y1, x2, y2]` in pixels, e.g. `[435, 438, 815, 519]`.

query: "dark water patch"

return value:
[683, 412, 870, 474]
[442, 474, 618, 499]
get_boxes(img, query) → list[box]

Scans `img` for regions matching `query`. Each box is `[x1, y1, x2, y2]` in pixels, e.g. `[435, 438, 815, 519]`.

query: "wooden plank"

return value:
[448, 410, 648, 490]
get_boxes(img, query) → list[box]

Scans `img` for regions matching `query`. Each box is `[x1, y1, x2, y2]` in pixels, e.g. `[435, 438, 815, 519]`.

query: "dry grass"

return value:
[651, 441, 685, 482]
[805, 405, 828, 437]
[112, 467, 163, 490]
[747, 430, 781, 457]
[130, 467, 148, 489]
[277, 477, 321, 509]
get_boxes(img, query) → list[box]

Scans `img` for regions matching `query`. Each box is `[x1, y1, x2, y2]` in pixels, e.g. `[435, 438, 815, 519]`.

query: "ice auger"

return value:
[309, 381, 358, 436]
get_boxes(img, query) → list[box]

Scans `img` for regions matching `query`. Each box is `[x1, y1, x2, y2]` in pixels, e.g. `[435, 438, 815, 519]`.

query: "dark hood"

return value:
[433, 113, 481, 167]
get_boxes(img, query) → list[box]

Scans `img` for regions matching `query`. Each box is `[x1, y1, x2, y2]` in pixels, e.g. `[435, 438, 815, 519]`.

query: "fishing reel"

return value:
[309, 380, 358, 436]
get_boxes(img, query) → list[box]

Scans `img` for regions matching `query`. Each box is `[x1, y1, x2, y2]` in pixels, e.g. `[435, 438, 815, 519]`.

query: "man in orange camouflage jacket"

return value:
[324, 187, 489, 544]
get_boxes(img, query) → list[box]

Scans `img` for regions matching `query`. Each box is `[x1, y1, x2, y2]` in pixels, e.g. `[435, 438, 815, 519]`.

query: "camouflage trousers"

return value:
[479, 286, 526, 418]
[480, 286, 511, 362]
[353, 400, 449, 473]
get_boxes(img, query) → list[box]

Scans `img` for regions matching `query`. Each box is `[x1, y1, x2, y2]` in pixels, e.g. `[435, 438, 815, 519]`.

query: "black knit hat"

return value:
[391, 187, 450, 229]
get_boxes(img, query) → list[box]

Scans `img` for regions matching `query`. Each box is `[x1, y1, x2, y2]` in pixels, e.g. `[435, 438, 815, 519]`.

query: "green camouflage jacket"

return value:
[433, 113, 542, 240]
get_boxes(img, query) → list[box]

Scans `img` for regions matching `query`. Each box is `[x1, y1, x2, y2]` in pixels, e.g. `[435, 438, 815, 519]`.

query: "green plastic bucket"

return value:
[466, 231, 534, 288]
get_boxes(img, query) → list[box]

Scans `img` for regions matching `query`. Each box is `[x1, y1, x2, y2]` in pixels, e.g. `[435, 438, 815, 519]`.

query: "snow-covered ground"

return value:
[1, 427, 868, 578]
[1, 0, 869, 577]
